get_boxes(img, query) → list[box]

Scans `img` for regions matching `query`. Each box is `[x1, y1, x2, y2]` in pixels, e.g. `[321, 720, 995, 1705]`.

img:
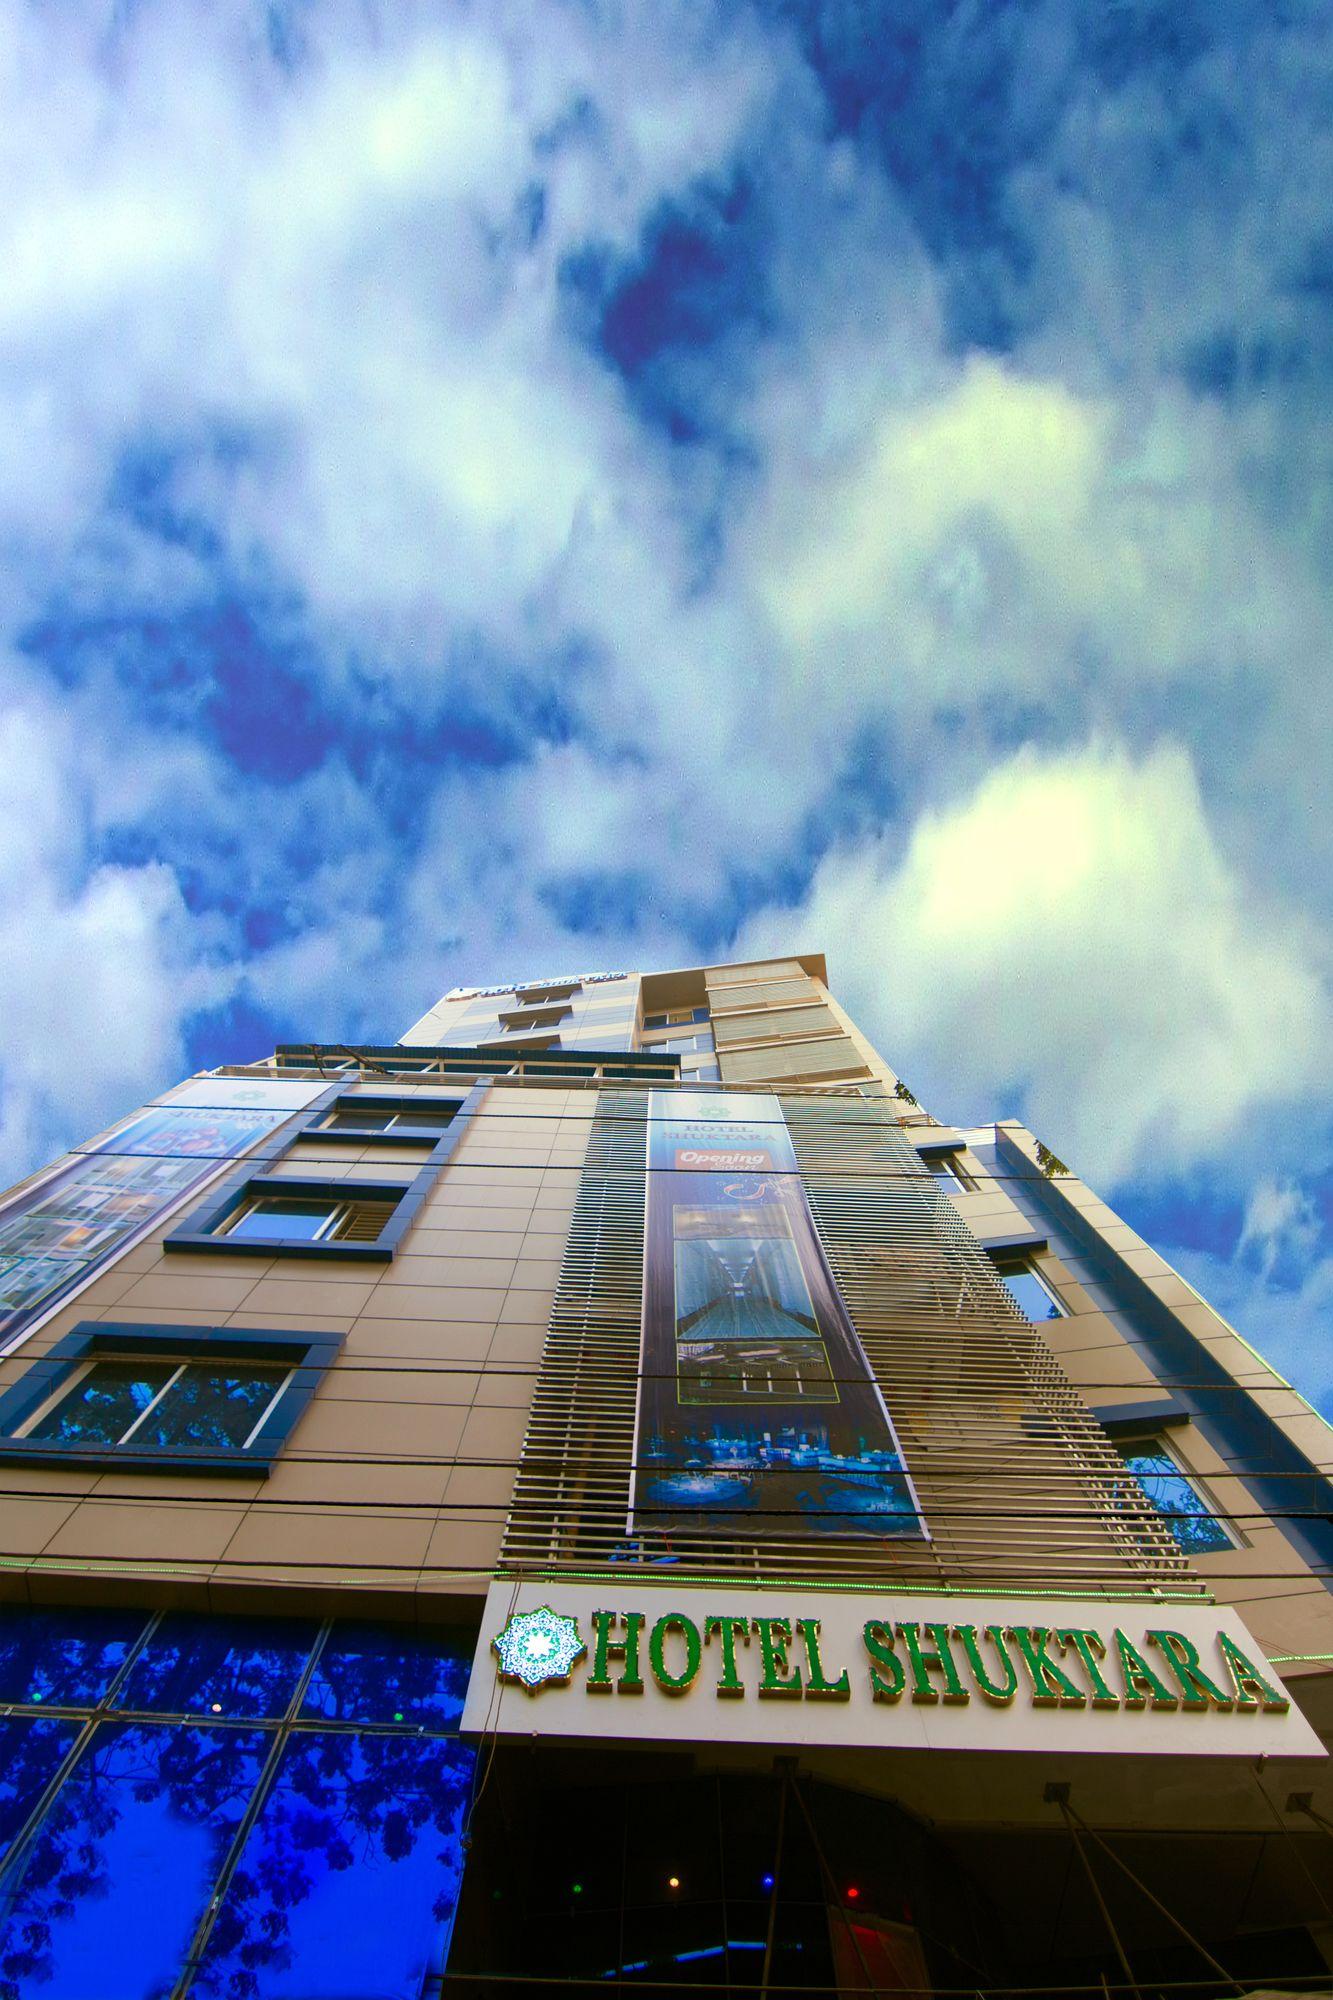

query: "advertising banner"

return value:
[0, 1100, 296, 1354]
[631, 1091, 923, 1541]
[462, 1580, 1326, 1762]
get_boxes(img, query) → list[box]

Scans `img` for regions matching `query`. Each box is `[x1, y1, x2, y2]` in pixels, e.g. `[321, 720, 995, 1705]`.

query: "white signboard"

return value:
[157, 1079, 333, 1111]
[462, 1581, 1325, 1761]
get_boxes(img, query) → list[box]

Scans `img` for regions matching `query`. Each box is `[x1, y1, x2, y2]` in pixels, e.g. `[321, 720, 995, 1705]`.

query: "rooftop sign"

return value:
[445, 972, 631, 1001]
[462, 1581, 1325, 1760]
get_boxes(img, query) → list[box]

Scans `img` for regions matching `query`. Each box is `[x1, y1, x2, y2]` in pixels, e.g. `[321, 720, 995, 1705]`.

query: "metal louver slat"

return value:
[333, 1201, 396, 1244]
[499, 1088, 1198, 1595]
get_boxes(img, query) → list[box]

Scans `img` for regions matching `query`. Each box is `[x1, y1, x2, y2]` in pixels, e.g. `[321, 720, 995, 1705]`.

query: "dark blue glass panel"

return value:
[0, 1717, 80, 1862]
[0, 1720, 266, 1999]
[302, 1623, 470, 1729]
[194, 1731, 475, 1999]
[116, 1614, 318, 1719]
[29, 1361, 176, 1443]
[0, 1606, 148, 1706]
[139, 1366, 286, 1449]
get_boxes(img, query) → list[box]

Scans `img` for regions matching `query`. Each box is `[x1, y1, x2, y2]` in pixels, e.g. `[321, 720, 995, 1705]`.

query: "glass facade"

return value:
[0, 1607, 475, 1998]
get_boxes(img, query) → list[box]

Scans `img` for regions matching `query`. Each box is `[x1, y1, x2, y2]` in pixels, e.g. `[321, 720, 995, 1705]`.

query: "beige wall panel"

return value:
[44, 1500, 245, 1564]
[350, 1284, 509, 1322]
[376, 1255, 517, 1291]
[239, 1276, 378, 1319]
[113, 1273, 263, 1314]
[221, 1510, 436, 1576]
[341, 1317, 496, 1361]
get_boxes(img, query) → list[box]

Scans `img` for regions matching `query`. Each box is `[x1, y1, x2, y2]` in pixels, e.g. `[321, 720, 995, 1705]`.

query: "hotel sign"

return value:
[462, 1582, 1325, 1759]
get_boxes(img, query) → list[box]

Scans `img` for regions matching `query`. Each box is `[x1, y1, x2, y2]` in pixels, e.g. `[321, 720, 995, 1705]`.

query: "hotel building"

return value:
[0, 953, 1328, 1996]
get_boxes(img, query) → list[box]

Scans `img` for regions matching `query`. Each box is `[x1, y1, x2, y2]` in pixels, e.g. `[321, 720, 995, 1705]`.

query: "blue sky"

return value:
[0, 0, 1329, 1410]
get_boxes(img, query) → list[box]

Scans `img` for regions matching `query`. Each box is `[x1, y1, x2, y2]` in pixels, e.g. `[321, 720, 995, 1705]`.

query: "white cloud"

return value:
[0, 0, 1328, 1344]
[1173, 1245, 1333, 1419]
[0, 681, 228, 1181]
[737, 739, 1330, 1188]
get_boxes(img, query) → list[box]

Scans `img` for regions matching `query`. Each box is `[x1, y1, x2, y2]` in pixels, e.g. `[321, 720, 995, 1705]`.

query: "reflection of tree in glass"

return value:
[116, 1614, 317, 1720]
[0, 1608, 145, 1707]
[0, 1722, 266, 2000]
[0, 1718, 80, 1858]
[302, 1624, 470, 1729]
[195, 1733, 474, 1999]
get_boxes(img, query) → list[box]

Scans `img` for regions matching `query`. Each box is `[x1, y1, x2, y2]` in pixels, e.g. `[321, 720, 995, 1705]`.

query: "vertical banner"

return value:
[632, 1091, 924, 1540]
[0, 1098, 299, 1353]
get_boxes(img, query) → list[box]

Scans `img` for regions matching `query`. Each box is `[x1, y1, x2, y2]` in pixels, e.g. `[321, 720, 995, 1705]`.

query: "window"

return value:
[224, 1192, 395, 1246]
[515, 981, 580, 1003]
[499, 1005, 572, 1032]
[23, 1358, 288, 1452]
[989, 1251, 1065, 1321]
[0, 1322, 340, 1473]
[642, 1007, 710, 1030]
[922, 1151, 973, 1191]
[319, 1103, 457, 1137]
[167, 1172, 415, 1259]
[1114, 1437, 1235, 1554]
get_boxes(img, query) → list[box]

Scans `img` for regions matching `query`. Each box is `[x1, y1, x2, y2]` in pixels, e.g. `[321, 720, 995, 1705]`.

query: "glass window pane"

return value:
[1118, 1448, 1232, 1554]
[0, 1607, 148, 1706]
[115, 1614, 318, 1719]
[0, 1721, 267, 2000]
[0, 1716, 82, 1860]
[138, 1366, 287, 1450]
[27, 1362, 177, 1444]
[389, 1108, 456, 1130]
[994, 1263, 1063, 1321]
[302, 1623, 470, 1729]
[227, 1200, 337, 1243]
[194, 1732, 474, 2000]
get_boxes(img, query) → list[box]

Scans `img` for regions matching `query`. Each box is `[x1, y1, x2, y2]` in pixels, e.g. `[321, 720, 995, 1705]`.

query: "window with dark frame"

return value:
[222, 1192, 397, 1246]
[318, 1103, 459, 1136]
[19, 1356, 291, 1453]
[0, 1320, 342, 1475]
[923, 1151, 974, 1191]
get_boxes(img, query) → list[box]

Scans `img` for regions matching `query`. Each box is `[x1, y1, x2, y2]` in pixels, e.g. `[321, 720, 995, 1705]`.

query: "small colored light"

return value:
[668, 1876, 681, 1891]
[393, 1711, 405, 1722]
[572, 1883, 583, 1896]
[211, 1703, 223, 1713]
[762, 1874, 775, 1892]
[846, 1885, 860, 1901]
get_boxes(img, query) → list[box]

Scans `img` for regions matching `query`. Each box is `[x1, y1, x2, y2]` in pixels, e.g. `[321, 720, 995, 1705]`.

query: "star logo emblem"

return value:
[492, 1605, 586, 1692]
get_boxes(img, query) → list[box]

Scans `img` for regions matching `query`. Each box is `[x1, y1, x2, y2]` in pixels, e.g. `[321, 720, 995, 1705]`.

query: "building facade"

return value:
[0, 953, 1328, 1996]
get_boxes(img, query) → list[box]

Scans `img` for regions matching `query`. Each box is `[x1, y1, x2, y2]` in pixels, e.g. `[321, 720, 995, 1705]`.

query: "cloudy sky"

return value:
[1, 0, 1329, 1407]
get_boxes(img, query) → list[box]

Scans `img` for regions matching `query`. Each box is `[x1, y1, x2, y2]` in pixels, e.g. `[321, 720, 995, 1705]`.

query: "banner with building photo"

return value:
[632, 1091, 925, 1541]
[0, 1098, 298, 1352]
